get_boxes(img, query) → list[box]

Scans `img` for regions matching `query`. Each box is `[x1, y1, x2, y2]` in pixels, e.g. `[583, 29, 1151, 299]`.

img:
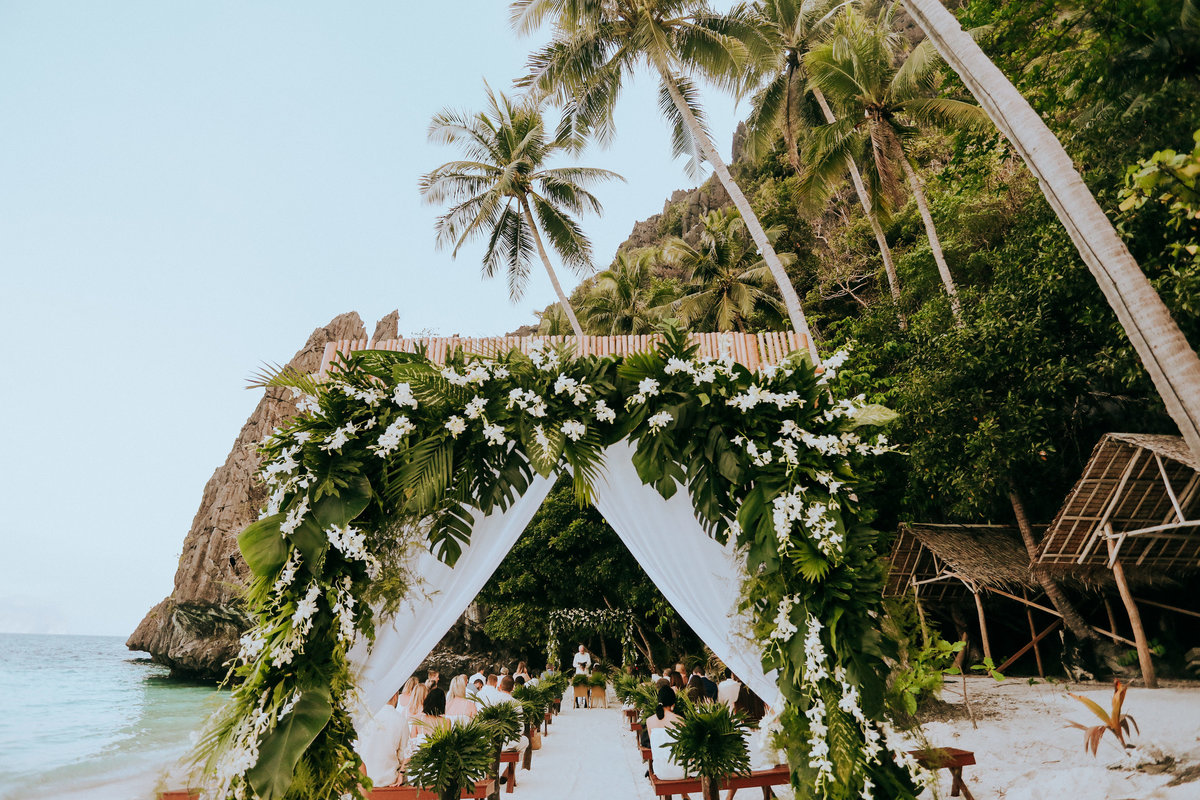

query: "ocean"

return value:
[0, 633, 227, 800]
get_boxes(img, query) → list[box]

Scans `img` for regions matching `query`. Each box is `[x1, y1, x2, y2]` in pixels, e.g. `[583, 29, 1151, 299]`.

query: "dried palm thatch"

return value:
[884, 523, 1040, 601]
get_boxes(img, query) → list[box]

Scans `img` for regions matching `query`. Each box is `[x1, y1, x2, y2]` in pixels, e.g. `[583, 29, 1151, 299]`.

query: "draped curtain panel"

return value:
[352, 441, 780, 717]
[349, 473, 557, 713]
[591, 440, 783, 710]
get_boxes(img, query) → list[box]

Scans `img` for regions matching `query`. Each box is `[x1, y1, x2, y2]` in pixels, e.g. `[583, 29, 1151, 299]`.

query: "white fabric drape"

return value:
[591, 440, 783, 710]
[349, 473, 557, 713]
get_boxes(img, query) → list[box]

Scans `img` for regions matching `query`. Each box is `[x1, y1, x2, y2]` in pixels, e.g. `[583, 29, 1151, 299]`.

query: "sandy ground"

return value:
[911, 676, 1200, 800]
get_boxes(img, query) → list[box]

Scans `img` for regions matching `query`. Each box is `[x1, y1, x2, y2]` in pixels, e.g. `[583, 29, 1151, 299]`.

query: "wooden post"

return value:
[1104, 595, 1120, 636]
[1107, 535, 1158, 688]
[973, 591, 992, 662]
[911, 580, 930, 647]
[1026, 604, 1045, 678]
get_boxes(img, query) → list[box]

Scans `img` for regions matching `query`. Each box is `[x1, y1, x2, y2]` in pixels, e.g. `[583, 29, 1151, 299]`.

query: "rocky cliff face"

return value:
[127, 311, 397, 678]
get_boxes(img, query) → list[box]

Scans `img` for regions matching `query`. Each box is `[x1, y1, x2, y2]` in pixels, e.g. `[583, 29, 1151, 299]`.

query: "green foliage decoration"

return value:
[666, 700, 752, 800]
[189, 324, 919, 799]
[405, 716, 499, 800]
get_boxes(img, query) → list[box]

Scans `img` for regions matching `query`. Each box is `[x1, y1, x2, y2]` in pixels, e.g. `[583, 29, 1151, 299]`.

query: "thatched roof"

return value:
[885, 523, 1040, 600]
[1038, 433, 1200, 572]
[316, 331, 809, 378]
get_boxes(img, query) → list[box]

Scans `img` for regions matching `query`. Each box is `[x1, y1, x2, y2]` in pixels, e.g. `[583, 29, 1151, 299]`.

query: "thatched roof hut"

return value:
[885, 523, 1040, 601]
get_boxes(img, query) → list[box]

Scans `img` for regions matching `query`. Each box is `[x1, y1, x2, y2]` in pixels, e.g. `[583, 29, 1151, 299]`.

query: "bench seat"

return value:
[648, 764, 791, 800]
[367, 780, 495, 799]
[908, 747, 976, 800]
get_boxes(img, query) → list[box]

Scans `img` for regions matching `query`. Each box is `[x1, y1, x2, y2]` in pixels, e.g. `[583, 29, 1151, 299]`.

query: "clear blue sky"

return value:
[0, 2, 742, 636]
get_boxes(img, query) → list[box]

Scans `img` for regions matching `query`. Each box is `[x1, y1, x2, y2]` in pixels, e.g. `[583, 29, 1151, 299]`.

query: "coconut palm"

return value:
[665, 208, 787, 332]
[420, 84, 623, 340]
[535, 304, 572, 335]
[805, 6, 991, 320]
[898, 0, 1200, 464]
[511, 0, 821, 363]
[746, 0, 906, 326]
[581, 249, 678, 334]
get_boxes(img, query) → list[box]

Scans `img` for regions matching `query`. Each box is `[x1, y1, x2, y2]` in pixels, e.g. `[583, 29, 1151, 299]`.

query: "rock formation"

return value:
[127, 311, 395, 678]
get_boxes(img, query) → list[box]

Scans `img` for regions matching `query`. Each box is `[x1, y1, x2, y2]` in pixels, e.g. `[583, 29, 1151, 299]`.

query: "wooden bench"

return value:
[499, 748, 521, 793]
[909, 747, 976, 800]
[647, 764, 791, 800]
[367, 780, 495, 799]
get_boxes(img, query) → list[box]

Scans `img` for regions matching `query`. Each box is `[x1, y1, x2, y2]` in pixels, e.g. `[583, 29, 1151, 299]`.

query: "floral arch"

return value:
[194, 326, 923, 800]
[545, 608, 637, 667]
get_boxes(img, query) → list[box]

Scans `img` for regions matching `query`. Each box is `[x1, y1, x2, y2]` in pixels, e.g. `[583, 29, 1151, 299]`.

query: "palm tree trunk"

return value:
[783, 62, 803, 174]
[900, 155, 962, 320]
[901, 0, 1200, 462]
[811, 88, 906, 329]
[659, 72, 821, 365]
[1008, 488, 1097, 641]
[519, 196, 586, 339]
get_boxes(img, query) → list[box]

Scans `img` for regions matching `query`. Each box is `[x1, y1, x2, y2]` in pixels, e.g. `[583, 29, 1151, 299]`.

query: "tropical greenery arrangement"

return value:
[405, 717, 499, 800]
[666, 700, 754, 800]
[544, 608, 636, 666]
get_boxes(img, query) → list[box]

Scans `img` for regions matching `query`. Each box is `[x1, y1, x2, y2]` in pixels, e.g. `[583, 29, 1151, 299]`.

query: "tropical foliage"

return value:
[405, 717, 499, 800]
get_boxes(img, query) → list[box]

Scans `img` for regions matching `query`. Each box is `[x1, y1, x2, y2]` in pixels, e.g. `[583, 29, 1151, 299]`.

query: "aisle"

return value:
[508, 705, 655, 800]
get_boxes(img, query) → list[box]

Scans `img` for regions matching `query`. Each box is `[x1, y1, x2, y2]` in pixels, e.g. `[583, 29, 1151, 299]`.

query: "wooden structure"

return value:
[1038, 433, 1200, 688]
[367, 780, 496, 799]
[885, 524, 1136, 676]
[647, 764, 791, 800]
[317, 331, 809, 378]
[909, 748, 976, 800]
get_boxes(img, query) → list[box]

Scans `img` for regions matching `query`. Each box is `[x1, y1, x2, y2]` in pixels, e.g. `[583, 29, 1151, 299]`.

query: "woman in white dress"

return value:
[646, 686, 687, 780]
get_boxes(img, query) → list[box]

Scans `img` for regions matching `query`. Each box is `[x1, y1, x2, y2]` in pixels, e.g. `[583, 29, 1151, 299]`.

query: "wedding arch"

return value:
[544, 608, 637, 667]
[193, 326, 924, 800]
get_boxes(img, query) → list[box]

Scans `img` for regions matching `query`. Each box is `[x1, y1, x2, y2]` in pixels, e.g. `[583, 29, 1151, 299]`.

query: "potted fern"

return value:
[666, 700, 752, 800]
[473, 702, 521, 800]
[587, 670, 609, 707]
[570, 673, 590, 707]
[405, 717, 497, 800]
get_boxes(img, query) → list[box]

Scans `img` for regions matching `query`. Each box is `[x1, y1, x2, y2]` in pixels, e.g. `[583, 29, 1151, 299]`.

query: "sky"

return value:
[0, 2, 743, 636]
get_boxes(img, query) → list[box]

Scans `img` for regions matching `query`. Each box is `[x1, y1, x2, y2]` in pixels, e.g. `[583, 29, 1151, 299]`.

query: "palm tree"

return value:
[581, 249, 678, 334]
[535, 303, 572, 335]
[805, 6, 990, 320]
[420, 84, 623, 339]
[898, 0, 1200, 465]
[746, 0, 906, 326]
[665, 208, 787, 332]
[511, 0, 822, 363]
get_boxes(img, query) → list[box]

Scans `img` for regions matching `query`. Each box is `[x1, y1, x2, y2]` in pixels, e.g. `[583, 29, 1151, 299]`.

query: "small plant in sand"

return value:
[1067, 679, 1139, 756]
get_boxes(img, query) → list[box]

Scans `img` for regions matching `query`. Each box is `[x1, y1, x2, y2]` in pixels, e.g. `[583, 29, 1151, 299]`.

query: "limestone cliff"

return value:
[127, 311, 394, 678]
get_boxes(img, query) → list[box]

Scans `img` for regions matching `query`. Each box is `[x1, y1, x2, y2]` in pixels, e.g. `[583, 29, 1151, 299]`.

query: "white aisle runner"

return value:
[509, 705, 654, 800]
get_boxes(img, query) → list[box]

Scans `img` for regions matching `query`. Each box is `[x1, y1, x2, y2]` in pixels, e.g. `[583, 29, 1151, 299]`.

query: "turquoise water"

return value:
[0, 633, 227, 800]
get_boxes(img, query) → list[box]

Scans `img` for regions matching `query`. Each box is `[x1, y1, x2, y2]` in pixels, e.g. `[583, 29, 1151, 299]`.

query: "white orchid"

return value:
[444, 416, 467, 437]
[561, 420, 586, 441]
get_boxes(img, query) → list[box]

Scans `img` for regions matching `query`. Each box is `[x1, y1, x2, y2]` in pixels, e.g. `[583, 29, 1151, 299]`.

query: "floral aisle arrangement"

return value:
[190, 325, 922, 800]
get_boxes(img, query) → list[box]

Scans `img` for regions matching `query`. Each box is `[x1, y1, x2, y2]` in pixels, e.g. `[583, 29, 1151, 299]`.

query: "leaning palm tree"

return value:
[581, 249, 678, 334]
[665, 208, 787, 332]
[898, 0, 1200, 464]
[746, 0, 906, 326]
[420, 84, 623, 339]
[805, 7, 990, 320]
[511, 0, 822, 364]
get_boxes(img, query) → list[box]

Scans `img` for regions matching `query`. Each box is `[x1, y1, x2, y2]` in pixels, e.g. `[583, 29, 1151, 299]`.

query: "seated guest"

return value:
[734, 685, 776, 770]
[405, 688, 451, 762]
[648, 667, 662, 683]
[475, 674, 503, 708]
[669, 671, 686, 693]
[406, 684, 429, 735]
[425, 670, 440, 690]
[468, 664, 487, 687]
[469, 676, 485, 701]
[514, 661, 531, 681]
[358, 688, 410, 786]
[514, 675, 526, 687]
[646, 686, 686, 779]
[692, 666, 718, 701]
[445, 674, 477, 723]
[717, 670, 741, 710]
[684, 674, 706, 704]
[395, 676, 419, 713]
[495, 676, 529, 756]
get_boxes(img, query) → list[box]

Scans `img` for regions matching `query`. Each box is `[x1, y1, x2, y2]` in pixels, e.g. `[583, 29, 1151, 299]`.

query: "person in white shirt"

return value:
[468, 666, 486, 687]
[717, 670, 741, 710]
[474, 674, 504, 708]
[357, 691, 410, 786]
[494, 675, 529, 756]
[572, 644, 592, 675]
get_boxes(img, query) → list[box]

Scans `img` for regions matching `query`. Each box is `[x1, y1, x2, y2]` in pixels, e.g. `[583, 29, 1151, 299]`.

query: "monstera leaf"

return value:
[522, 422, 564, 477]
[846, 404, 898, 429]
[238, 514, 288, 576]
[246, 685, 334, 800]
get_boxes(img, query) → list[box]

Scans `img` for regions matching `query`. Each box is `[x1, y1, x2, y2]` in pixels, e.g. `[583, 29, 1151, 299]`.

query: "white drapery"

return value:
[352, 442, 780, 715]
[591, 440, 782, 710]
[349, 473, 557, 712]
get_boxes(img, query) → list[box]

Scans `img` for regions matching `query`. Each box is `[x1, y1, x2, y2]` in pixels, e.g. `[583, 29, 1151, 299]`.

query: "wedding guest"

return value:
[358, 687, 410, 786]
[717, 670, 741, 710]
[646, 686, 686, 779]
[475, 674, 503, 707]
[735, 685, 775, 770]
[692, 665, 718, 700]
[445, 675, 477, 722]
[406, 684, 429, 734]
[405, 688, 451, 761]
[395, 676, 419, 712]
[425, 670, 440, 689]
[684, 674, 706, 704]
[668, 671, 686, 692]
[514, 661, 531, 681]
[495, 676, 529, 756]
[468, 664, 487, 686]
